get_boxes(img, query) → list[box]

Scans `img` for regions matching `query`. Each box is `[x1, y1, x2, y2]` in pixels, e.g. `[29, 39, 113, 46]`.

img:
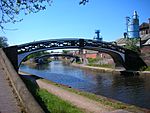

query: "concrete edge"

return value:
[0, 49, 44, 113]
[71, 63, 122, 74]
[72, 63, 150, 76]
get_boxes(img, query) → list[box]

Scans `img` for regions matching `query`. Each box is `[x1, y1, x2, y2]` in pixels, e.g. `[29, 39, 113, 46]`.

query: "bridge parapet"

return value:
[17, 39, 125, 54]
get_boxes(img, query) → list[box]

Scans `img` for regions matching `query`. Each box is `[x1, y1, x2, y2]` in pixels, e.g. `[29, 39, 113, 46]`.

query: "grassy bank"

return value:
[37, 89, 83, 113]
[41, 79, 147, 113]
[145, 66, 150, 71]
[87, 58, 114, 68]
[21, 76, 83, 113]
[87, 63, 113, 68]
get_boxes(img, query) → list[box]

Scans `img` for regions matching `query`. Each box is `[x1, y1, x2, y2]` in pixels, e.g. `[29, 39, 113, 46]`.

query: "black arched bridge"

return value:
[3, 38, 147, 71]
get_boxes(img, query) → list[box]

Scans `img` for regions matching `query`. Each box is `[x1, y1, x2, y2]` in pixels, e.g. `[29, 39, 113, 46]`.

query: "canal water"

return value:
[20, 61, 150, 109]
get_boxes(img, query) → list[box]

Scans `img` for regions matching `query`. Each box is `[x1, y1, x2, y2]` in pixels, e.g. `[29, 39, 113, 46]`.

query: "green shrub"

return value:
[145, 66, 150, 71]
[76, 61, 82, 64]
[87, 58, 101, 64]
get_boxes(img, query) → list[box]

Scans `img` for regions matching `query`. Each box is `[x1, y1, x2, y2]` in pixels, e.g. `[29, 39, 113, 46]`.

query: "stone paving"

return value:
[0, 56, 21, 113]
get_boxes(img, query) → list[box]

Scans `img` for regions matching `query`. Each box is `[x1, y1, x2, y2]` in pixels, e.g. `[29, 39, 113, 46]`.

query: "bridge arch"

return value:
[17, 39, 126, 68]
[3, 38, 146, 71]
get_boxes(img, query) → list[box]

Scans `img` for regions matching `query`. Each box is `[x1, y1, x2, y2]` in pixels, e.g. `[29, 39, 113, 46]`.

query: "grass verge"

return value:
[37, 89, 83, 113]
[21, 76, 83, 113]
[41, 79, 147, 113]
[87, 63, 113, 68]
[145, 66, 150, 71]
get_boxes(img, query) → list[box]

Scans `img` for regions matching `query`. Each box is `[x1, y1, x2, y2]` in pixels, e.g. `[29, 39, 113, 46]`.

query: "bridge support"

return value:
[3, 46, 18, 71]
[125, 50, 147, 71]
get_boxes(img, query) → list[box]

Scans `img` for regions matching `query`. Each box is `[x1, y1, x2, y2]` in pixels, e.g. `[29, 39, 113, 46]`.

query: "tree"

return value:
[0, 0, 52, 30]
[79, 0, 89, 5]
[0, 36, 8, 48]
[0, 0, 89, 30]
[26, 51, 49, 60]
[62, 50, 69, 54]
[125, 38, 140, 53]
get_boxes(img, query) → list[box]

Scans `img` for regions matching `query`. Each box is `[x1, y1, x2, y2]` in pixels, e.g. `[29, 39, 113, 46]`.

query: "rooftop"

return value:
[116, 34, 150, 46]
[140, 22, 149, 30]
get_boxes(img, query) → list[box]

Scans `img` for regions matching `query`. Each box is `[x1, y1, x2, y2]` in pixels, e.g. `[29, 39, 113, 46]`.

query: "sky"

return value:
[1, 0, 150, 46]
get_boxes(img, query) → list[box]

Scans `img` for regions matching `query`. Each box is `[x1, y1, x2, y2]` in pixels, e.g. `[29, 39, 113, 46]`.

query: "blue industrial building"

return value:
[127, 11, 140, 38]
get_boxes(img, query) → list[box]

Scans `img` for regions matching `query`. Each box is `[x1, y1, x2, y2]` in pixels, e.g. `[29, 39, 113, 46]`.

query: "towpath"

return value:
[36, 79, 132, 113]
[0, 53, 21, 113]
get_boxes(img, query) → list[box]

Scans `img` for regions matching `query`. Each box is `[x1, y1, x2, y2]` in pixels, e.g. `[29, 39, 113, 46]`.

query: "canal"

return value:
[20, 61, 150, 109]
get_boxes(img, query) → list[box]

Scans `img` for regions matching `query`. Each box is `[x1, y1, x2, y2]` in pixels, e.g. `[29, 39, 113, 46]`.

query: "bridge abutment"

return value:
[125, 50, 147, 70]
[3, 46, 18, 71]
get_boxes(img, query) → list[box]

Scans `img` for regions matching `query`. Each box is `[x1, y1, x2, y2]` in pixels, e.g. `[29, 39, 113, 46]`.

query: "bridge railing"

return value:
[17, 38, 126, 54]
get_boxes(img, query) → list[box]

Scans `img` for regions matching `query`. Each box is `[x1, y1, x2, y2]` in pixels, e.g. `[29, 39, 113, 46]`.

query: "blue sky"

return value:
[1, 0, 150, 46]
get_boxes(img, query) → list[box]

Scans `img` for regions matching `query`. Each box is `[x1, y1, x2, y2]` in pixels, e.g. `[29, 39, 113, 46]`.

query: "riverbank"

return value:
[71, 63, 150, 76]
[22, 60, 38, 66]
[19, 71, 149, 113]
[20, 73, 83, 113]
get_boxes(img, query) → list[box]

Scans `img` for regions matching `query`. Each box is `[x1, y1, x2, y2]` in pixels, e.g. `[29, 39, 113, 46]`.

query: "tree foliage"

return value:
[125, 38, 140, 53]
[62, 50, 69, 54]
[0, 0, 52, 29]
[26, 51, 49, 60]
[0, 0, 89, 30]
[79, 0, 89, 5]
[0, 36, 8, 47]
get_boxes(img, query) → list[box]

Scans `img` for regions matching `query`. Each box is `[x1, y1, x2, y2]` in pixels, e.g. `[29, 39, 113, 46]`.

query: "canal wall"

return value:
[0, 49, 44, 113]
[71, 63, 150, 76]
[71, 63, 123, 74]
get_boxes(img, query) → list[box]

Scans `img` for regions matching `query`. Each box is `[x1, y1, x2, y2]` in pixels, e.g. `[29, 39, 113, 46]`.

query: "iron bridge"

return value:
[5, 38, 147, 71]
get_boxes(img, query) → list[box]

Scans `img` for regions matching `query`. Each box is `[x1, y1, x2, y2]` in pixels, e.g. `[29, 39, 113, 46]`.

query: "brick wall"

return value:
[85, 54, 97, 58]
[141, 46, 150, 53]
[141, 46, 150, 66]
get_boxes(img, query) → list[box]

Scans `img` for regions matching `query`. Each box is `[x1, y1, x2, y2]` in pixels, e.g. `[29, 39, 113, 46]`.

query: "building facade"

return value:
[139, 18, 150, 36]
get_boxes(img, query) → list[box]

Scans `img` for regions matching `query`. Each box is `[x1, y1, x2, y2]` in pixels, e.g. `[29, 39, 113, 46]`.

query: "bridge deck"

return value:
[0, 51, 21, 113]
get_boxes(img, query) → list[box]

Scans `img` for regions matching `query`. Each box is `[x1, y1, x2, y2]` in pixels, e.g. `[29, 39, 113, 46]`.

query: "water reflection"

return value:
[20, 61, 150, 109]
[26, 64, 49, 70]
[95, 74, 148, 107]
